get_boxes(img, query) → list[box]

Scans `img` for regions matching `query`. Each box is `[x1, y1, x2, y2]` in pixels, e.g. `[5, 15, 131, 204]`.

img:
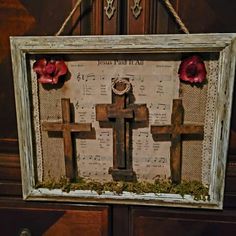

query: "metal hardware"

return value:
[19, 228, 32, 236]
[104, 0, 116, 20]
[131, 0, 142, 19]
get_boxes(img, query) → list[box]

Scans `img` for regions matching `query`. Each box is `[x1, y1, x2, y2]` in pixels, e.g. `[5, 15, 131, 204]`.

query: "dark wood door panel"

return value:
[179, 0, 236, 33]
[0, 0, 72, 143]
[0, 154, 21, 181]
[0, 153, 22, 197]
[131, 207, 236, 236]
[0, 203, 110, 236]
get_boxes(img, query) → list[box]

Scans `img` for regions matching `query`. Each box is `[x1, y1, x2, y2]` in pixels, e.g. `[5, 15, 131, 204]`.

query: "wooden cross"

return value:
[96, 79, 148, 181]
[42, 98, 92, 181]
[151, 99, 204, 184]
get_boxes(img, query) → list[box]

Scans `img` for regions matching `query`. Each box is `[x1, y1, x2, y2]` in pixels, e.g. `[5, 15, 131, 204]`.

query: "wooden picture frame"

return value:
[10, 34, 236, 209]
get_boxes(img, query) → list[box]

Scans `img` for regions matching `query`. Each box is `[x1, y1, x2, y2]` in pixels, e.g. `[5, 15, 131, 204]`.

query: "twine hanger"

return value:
[162, 0, 189, 34]
[55, 0, 82, 36]
[55, 0, 189, 36]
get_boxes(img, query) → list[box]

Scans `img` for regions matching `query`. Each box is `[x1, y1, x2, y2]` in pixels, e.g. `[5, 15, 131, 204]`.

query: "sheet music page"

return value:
[62, 58, 179, 182]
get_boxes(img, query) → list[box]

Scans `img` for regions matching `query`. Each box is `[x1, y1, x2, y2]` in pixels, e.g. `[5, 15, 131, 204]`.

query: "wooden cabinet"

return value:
[0, 201, 110, 236]
[1, 0, 236, 235]
[130, 207, 236, 236]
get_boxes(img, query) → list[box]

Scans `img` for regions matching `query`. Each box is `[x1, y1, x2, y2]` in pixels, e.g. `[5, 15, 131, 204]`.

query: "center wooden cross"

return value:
[42, 98, 92, 181]
[96, 79, 148, 181]
[151, 99, 204, 184]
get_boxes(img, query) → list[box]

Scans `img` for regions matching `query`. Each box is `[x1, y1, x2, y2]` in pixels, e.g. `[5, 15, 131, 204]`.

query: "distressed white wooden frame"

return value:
[10, 34, 236, 209]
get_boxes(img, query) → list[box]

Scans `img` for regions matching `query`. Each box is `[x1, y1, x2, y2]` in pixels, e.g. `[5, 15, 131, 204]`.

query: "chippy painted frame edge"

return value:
[10, 33, 236, 209]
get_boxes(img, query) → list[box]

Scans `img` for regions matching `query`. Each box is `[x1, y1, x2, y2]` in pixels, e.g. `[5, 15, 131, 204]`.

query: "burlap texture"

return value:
[180, 59, 218, 183]
[39, 86, 65, 181]
[180, 81, 207, 181]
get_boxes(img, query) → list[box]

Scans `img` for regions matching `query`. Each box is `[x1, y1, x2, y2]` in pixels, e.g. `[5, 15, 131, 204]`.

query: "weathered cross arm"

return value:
[42, 123, 92, 132]
[42, 98, 92, 181]
[151, 99, 204, 184]
[151, 125, 204, 135]
[96, 104, 148, 122]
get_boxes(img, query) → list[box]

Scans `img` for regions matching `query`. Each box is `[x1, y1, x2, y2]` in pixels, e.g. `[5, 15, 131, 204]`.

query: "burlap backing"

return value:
[180, 59, 218, 183]
[39, 87, 65, 181]
[180, 81, 207, 181]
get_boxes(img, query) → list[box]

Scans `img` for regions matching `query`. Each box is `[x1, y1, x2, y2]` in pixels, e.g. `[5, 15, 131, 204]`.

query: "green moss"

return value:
[36, 177, 209, 201]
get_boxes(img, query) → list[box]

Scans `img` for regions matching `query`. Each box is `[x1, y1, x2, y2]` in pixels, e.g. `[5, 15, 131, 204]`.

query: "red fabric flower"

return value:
[33, 58, 68, 84]
[178, 55, 207, 83]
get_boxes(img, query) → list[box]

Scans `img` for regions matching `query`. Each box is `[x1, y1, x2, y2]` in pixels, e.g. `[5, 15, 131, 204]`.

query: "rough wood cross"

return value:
[151, 99, 204, 184]
[96, 79, 148, 181]
[42, 98, 92, 181]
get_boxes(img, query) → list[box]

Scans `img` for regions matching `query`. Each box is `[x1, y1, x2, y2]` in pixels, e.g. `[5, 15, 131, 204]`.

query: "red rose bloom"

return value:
[33, 58, 68, 84]
[178, 55, 207, 83]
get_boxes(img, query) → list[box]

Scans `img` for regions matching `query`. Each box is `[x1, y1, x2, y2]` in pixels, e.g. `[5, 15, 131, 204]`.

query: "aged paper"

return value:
[61, 58, 180, 182]
[28, 51, 219, 188]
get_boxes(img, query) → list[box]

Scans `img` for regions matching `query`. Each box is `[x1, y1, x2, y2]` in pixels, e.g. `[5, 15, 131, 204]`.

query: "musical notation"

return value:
[60, 59, 179, 182]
